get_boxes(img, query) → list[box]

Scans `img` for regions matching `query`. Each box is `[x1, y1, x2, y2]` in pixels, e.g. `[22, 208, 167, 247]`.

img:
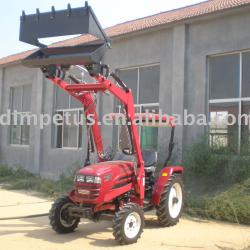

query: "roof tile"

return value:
[1, 0, 250, 66]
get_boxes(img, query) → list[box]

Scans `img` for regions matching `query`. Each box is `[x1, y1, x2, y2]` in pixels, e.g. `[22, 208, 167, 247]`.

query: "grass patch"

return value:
[1, 145, 250, 226]
[0, 165, 77, 198]
[185, 177, 250, 225]
[183, 137, 250, 225]
[183, 138, 250, 191]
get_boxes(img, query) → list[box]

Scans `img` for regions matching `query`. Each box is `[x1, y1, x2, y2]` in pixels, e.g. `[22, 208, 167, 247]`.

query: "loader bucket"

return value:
[22, 42, 107, 67]
[19, 2, 110, 67]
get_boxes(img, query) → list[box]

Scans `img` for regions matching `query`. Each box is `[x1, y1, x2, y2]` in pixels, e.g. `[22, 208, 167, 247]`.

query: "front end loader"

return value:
[19, 2, 184, 245]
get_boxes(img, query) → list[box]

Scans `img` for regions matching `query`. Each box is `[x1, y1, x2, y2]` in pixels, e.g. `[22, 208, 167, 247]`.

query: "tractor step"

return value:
[143, 199, 154, 212]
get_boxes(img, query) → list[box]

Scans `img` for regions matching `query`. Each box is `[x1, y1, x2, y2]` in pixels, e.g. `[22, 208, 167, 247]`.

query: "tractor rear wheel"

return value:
[156, 174, 183, 227]
[49, 196, 80, 234]
[113, 203, 144, 245]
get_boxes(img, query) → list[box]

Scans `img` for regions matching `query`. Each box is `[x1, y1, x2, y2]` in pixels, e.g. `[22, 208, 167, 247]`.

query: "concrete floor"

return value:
[0, 189, 250, 250]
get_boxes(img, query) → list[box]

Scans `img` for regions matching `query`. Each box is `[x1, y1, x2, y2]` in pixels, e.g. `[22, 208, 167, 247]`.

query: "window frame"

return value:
[118, 63, 160, 104]
[54, 108, 83, 149]
[117, 63, 160, 150]
[54, 86, 83, 149]
[208, 51, 249, 153]
[53, 68, 96, 149]
[116, 102, 159, 151]
[9, 85, 32, 146]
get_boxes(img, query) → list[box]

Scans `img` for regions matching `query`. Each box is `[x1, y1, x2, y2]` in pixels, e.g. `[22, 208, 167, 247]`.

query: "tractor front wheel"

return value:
[49, 196, 80, 234]
[113, 203, 144, 245]
[156, 174, 183, 227]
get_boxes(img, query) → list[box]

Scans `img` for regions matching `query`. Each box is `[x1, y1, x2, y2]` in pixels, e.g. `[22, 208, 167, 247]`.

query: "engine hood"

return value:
[78, 160, 135, 177]
[73, 160, 135, 204]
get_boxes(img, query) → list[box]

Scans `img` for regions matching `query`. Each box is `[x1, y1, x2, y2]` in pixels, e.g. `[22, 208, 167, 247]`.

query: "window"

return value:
[209, 103, 238, 153]
[53, 66, 97, 149]
[209, 54, 239, 99]
[209, 51, 250, 153]
[119, 65, 160, 104]
[119, 69, 138, 101]
[139, 66, 160, 104]
[118, 65, 160, 150]
[10, 85, 32, 145]
[54, 87, 83, 149]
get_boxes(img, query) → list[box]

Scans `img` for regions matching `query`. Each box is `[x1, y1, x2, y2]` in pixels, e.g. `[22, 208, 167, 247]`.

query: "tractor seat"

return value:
[142, 150, 157, 172]
[112, 149, 157, 172]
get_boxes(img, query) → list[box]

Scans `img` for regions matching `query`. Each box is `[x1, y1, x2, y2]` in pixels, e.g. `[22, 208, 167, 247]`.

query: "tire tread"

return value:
[113, 203, 144, 245]
[156, 174, 184, 227]
[49, 196, 79, 234]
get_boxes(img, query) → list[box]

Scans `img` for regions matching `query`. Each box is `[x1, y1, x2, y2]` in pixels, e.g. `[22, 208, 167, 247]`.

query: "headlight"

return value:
[75, 175, 85, 182]
[75, 175, 101, 184]
[94, 176, 101, 184]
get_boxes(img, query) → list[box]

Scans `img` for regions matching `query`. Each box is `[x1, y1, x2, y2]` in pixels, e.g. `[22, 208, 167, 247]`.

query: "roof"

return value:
[1, 0, 250, 66]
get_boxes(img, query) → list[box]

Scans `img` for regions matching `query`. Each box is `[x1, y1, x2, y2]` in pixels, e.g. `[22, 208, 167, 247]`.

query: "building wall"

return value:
[0, 65, 38, 172]
[184, 10, 250, 149]
[102, 28, 174, 163]
[40, 78, 88, 179]
[1, 9, 250, 176]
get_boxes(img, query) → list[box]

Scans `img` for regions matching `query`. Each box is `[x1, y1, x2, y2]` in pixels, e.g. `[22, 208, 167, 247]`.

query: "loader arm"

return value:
[19, 2, 145, 203]
[49, 76, 105, 161]
[48, 73, 145, 202]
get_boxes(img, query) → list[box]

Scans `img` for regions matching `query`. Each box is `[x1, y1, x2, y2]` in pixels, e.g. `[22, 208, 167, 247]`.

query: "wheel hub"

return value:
[60, 203, 77, 227]
[172, 197, 179, 204]
[124, 212, 141, 239]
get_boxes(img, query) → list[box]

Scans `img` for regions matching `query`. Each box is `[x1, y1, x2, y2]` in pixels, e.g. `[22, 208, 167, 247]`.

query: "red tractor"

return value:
[19, 2, 184, 245]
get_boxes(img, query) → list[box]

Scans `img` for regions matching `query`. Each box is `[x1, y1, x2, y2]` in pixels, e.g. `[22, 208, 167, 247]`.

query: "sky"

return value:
[0, 0, 206, 58]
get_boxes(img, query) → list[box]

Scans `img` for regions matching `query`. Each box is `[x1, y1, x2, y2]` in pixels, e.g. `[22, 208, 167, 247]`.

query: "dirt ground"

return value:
[0, 189, 250, 250]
